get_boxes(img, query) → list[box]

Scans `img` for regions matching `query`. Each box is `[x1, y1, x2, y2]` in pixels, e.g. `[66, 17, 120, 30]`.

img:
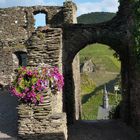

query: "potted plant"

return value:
[9, 64, 64, 105]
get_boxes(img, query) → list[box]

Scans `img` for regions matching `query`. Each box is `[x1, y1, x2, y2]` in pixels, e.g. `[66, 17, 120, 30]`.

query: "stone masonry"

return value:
[62, 0, 140, 135]
[27, 28, 63, 113]
[0, 2, 77, 140]
[18, 92, 67, 140]
[0, 0, 140, 139]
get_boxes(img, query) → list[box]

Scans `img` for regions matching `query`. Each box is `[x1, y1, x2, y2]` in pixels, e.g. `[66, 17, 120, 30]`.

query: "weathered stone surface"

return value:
[18, 111, 67, 140]
[27, 28, 62, 67]
[16, 24, 65, 139]
[62, 1, 140, 137]
[0, 0, 140, 139]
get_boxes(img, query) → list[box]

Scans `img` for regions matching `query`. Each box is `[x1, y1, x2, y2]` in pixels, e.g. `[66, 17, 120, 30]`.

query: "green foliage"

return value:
[80, 43, 120, 73]
[80, 44, 121, 120]
[109, 103, 121, 119]
[77, 12, 116, 24]
[37, 32, 46, 39]
[81, 91, 122, 120]
[10, 65, 64, 104]
[81, 73, 96, 95]
[82, 91, 103, 120]
[133, 0, 140, 62]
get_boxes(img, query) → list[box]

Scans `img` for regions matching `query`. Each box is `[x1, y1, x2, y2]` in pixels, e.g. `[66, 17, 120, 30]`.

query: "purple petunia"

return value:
[9, 65, 64, 105]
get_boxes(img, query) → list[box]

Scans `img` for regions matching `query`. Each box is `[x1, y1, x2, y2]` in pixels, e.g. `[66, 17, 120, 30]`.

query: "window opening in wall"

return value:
[79, 43, 122, 121]
[14, 52, 27, 67]
[34, 13, 47, 28]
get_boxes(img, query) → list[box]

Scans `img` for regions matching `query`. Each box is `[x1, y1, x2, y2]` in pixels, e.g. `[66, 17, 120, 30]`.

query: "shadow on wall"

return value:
[82, 74, 120, 104]
[0, 88, 18, 138]
[19, 132, 66, 140]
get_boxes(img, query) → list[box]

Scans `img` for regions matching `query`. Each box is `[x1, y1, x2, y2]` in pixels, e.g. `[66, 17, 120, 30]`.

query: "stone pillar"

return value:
[18, 28, 67, 140]
[120, 54, 131, 124]
[121, 0, 140, 134]
[72, 54, 81, 120]
[27, 28, 63, 113]
[63, 1, 82, 123]
[63, 1, 77, 24]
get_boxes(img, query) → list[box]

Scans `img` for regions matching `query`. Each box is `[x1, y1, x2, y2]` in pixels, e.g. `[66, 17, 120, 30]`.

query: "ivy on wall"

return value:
[134, 0, 140, 62]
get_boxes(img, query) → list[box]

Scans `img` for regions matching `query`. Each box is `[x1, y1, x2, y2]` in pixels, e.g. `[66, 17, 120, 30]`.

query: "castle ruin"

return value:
[0, 0, 140, 139]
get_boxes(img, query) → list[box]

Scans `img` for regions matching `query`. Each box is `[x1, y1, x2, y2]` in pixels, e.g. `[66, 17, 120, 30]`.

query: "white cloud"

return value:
[0, 0, 6, 3]
[0, 0, 50, 8]
[77, 0, 119, 15]
[0, 0, 119, 15]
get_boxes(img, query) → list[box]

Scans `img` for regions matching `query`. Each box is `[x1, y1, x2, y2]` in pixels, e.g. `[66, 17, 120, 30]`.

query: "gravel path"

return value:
[0, 90, 18, 139]
[68, 120, 138, 140]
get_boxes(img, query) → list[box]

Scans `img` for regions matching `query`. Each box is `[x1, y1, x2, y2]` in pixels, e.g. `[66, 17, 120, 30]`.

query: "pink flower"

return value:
[27, 70, 32, 76]
[9, 65, 64, 105]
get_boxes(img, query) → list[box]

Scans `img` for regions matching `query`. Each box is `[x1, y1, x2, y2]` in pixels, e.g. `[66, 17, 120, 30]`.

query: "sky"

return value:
[0, 0, 119, 27]
[0, 0, 119, 15]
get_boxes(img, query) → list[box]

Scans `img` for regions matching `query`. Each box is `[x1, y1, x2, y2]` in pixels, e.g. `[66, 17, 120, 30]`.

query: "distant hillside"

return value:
[77, 12, 116, 24]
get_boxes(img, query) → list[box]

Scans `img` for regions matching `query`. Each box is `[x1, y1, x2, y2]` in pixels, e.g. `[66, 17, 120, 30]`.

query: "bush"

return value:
[9, 64, 64, 105]
[109, 104, 121, 119]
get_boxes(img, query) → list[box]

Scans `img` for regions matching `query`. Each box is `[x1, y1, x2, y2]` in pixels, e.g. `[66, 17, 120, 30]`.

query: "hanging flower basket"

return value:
[9, 64, 64, 105]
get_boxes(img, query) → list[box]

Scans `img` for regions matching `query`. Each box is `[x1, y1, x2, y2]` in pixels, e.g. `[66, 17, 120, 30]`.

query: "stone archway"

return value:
[62, 1, 140, 135]
[62, 35, 126, 123]
[0, 0, 139, 139]
[62, 1, 132, 126]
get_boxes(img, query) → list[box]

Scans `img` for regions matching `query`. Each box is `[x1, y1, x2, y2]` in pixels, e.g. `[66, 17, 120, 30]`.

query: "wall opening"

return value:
[34, 12, 48, 28]
[79, 43, 122, 121]
[66, 42, 134, 140]
[14, 51, 27, 67]
[63, 42, 123, 125]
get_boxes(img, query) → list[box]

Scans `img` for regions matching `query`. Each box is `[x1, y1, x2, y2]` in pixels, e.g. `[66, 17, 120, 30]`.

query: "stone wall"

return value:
[0, 46, 27, 85]
[0, 6, 64, 43]
[0, 2, 77, 87]
[17, 27, 67, 140]
[62, 1, 82, 123]
[18, 93, 67, 140]
[27, 28, 63, 113]
[1, 0, 140, 138]
[72, 54, 81, 120]
[0, 2, 78, 46]
[0, 5, 64, 86]
[63, 1, 77, 24]
[0, 48, 13, 85]
[0, 2, 73, 139]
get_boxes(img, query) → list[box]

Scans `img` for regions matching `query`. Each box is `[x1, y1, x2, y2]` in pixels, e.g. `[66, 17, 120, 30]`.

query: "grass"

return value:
[82, 91, 103, 120]
[81, 73, 96, 95]
[80, 43, 120, 72]
[82, 89, 122, 120]
[80, 43, 121, 120]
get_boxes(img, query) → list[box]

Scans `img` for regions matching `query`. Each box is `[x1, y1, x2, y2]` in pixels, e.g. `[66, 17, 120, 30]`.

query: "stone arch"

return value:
[63, 23, 126, 64]
[62, 23, 130, 124]
[33, 9, 48, 15]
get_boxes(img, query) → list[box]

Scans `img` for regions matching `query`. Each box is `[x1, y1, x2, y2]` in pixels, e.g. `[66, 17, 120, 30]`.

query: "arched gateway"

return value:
[0, 0, 140, 139]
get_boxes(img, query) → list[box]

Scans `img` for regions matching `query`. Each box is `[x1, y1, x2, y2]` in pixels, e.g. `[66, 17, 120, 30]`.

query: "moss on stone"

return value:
[37, 32, 46, 39]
